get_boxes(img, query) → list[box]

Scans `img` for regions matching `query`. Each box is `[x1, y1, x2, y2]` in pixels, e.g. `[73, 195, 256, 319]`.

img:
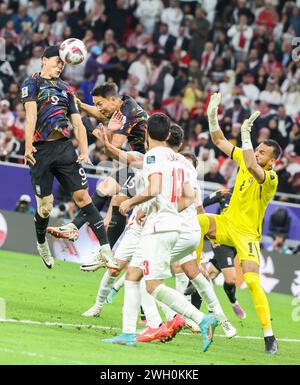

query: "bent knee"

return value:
[37, 195, 53, 218]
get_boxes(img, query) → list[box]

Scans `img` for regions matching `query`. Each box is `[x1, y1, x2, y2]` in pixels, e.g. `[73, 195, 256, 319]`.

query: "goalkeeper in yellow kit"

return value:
[198, 93, 281, 354]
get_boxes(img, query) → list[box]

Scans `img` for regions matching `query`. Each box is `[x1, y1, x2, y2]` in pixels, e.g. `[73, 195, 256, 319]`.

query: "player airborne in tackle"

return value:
[197, 92, 281, 354]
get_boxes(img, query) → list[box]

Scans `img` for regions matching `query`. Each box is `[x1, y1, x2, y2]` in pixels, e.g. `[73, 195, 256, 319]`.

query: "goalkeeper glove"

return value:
[241, 111, 261, 150]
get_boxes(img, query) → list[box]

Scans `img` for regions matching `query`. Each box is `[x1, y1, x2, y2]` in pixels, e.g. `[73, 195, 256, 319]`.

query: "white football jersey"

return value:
[142, 146, 186, 234]
[176, 153, 202, 232]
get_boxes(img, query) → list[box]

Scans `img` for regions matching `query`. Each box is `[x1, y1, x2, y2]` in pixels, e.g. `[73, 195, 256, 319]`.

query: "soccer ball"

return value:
[59, 38, 87, 65]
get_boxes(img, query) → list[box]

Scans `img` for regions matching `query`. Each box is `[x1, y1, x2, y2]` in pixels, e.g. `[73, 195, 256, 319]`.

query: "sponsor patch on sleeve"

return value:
[22, 86, 28, 98]
[146, 155, 156, 164]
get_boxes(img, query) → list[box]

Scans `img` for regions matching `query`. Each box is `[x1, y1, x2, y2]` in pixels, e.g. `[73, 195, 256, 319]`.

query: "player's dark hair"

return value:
[181, 151, 198, 168]
[167, 124, 184, 148]
[262, 139, 282, 160]
[147, 113, 170, 141]
[91, 83, 118, 98]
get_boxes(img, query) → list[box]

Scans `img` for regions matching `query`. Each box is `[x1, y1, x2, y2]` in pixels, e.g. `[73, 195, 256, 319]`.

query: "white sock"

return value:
[191, 273, 227, 322]
[122, 280, 141, 334]
[175, 273, 189, 295]
[152, 284, 205, 325]
[264, 329, 274, 338]
[96, 270, 116, 307]
[140, 278, 162, 328]
[158, 301, 176, 321]
[113, 273, 126, 292]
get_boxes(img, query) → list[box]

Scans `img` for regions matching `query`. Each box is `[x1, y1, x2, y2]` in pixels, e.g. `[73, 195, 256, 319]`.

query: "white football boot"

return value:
[220, 320, 237, 338]
[37, 239, 54, 269]
[80, 250, 106, 272]
[47, 223, 79, 242]
[82, 304, 102, 317]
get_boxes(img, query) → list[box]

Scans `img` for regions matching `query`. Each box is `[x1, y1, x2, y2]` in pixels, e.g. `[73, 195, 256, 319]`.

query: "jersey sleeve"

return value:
[143, 151, 162, 179]
[20, 77, 38, 104]
[114, 99, 139, 136]
[68, 92, 80, 115]
[261, 169, 278, 195]
[231, 147, 243, 166]
[194, 185, 203, 207]
[203, 190, 222, 207]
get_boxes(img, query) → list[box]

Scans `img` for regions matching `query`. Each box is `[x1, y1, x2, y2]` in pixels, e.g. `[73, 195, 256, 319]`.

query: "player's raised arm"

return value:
[24, 101, 37, 165]
[119, 173, 162, 215]
[70, 113, 92, 164]
[78, 99, 109, 123]
[178, 181, 196, 212]
[207, 93, 234, 158]
[241, 111, 265, 183]
[94, 122, 143, 168]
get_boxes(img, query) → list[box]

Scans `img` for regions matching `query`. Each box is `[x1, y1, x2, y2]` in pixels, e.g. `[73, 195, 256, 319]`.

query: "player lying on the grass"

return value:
[196, 92, 281, 354]
[82, 123, 236, 342]
[21, 45, 118, 271]
[185, 188, 246, 320]
[47, 82, 148, 252]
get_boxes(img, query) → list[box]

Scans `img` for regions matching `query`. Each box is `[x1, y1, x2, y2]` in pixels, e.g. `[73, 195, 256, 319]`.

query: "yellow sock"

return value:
[243, 272, 272, 332]
[196, 215, 210, 263]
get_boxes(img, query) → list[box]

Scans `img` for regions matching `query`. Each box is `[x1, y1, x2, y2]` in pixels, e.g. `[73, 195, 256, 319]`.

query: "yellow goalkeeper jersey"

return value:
[223, 147, 278, 238]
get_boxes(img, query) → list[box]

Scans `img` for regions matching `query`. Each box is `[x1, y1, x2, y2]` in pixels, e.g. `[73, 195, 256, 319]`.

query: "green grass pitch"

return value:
[0, 250, 299, 365]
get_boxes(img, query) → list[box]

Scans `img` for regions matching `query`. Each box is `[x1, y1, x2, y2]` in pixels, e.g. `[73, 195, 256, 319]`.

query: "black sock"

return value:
[73, 192, 109, 230]
[80, 202, 108, 246]
[191, 291, 202, 310]
[140, 306, 146, 321]
[223, 282, 237, 304]
[34, 212, 50, 244]
[107, 206, 127, 248]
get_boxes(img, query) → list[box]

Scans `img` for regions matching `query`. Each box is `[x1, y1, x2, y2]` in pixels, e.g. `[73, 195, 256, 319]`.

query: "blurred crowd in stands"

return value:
[1, 0, 300, 197]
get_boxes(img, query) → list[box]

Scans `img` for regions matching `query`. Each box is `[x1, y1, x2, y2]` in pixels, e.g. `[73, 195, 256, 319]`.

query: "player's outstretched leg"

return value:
[223, 280, 246, 319]
[137, 279, 172, 343]
[47, 189, 110, 242]
[106, 273, 126, 304]
[243, 271, 278, 354]
[102, 277, 141, 347]
[150, 283, 218, 352]
[82, 269, 119, 317]
[35, 195, 54, 269]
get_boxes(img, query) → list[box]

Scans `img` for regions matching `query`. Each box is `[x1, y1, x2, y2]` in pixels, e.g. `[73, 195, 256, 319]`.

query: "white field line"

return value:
[1, 318, 300, 343]
[0, 347, 87, 365]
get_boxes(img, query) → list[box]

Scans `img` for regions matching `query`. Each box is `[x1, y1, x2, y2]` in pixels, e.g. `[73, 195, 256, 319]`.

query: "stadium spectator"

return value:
[267, 234, 292, 254]
[227, 14, 253, 61]
[134, 0, 164, 35]
[204, 159, 227, 185]
[14, 194, 35, 214]
[161, 0, 184, 37]
[188, 7, 210, 60]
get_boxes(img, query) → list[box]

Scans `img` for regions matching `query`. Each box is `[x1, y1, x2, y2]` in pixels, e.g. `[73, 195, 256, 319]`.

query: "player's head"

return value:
[92, 83, 120, 118]
[181, 151, 198, 169]
[255, 139, 282, 168]
[147, 113, 170, 143]
[166, 124, 184, 152]
[41, 46, 65, 78]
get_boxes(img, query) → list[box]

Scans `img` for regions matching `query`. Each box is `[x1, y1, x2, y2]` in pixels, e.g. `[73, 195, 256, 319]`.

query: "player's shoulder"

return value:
[121, 95, 146, 116]
[21, 73, 40, 86]
[265, 168, 278, 183]
[144, 146, 170, 163]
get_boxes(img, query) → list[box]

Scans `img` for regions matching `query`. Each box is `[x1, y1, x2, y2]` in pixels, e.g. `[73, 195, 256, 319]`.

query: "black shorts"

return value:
[30, 138, 88, 197]
[210, 245, 236, 272]
[109, 167, 137, 198]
